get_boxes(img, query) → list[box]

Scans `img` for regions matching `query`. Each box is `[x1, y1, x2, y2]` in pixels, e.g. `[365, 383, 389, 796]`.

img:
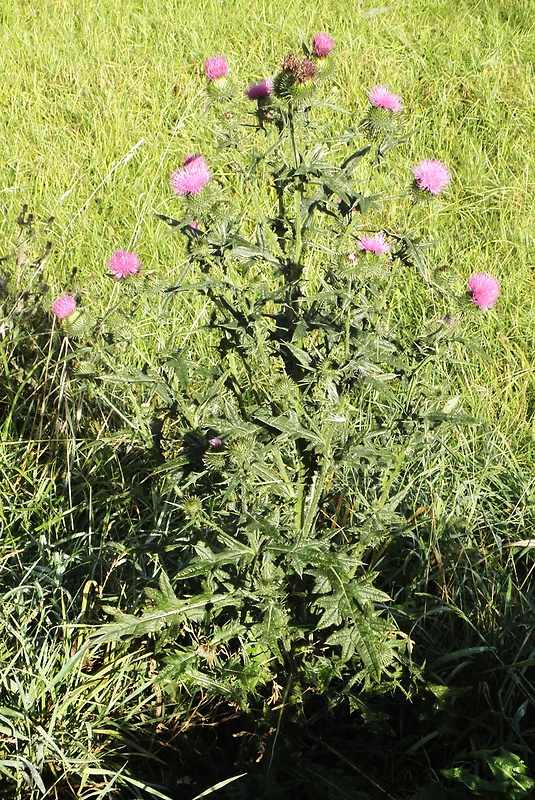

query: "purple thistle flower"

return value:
[412, 159, 451, 195]
[312, 32, 334, 58]
[108, 250, 141, 280]
[205, 56, 229, 81]
[171, 154, 210, 196]
[468, 272, 500, 310]
[209, 437, 222, 447]
[357, 232, 391, 255]
[52, 295, 77, 319]
[246, 78, 274, 100]
[368, 85, 402, 112]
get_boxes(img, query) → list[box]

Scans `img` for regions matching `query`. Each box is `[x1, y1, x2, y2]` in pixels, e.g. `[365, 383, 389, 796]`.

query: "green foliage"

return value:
[444, 750, 535, 798]
[0, 216, 178, 798]
[413, 750, 535, 799]
[0, 585, 165, 799]
[89, 37, 471, 728]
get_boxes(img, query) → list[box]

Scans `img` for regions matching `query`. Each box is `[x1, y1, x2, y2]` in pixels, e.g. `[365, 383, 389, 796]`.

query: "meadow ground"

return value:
[1, 0, 535, 798]
[1, 0, 535, 447]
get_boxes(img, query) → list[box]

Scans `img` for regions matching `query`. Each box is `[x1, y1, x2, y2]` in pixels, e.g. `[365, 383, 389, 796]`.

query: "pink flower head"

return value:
[368, 85, 402, 112]
[171, 154, 210, 196]
[205, 56, 229, 81]
[108, 250, 141, 280]
[209, 437, 222, 447]
[52, 294, 77, 319]
[312, 32, 334, 58]
[468, 272, 500, 310]
[412, 159, 451, 195]
[357, 232, 391, 255]
[246, 78, 274, 100]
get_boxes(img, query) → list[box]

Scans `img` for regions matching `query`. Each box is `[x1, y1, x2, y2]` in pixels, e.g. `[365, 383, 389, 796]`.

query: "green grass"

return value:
[1, 0, 535, 797]
[2, 0, 535, 447]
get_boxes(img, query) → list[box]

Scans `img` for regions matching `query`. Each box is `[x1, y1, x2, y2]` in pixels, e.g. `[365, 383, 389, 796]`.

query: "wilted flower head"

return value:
[468, 272, 500, 310]
[52, 294, 77, 319]
[171, 154, 211, 195]
[412, 159, 451, 195]
[246, 78, 274, 100]
[108, 250, 141, 280]
[205, 56, 229, 81]
[368, 85, 402, 112]
[357, 232, 391, 255]
[312, 32, 334, 58]
[281, 54, 318, 84]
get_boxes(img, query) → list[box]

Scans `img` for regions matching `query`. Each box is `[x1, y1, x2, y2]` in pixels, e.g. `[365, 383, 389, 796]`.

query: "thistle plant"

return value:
[3, 25, 529, 800]
[89, 33, 482, 722]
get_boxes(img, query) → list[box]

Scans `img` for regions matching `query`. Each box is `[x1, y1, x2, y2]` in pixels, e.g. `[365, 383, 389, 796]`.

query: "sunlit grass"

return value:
[1, 0, 535, 796]
[2, 0, 534, 449]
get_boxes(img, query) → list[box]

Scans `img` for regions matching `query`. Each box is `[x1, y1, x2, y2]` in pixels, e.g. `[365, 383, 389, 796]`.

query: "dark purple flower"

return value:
[246, 79, 274, 100]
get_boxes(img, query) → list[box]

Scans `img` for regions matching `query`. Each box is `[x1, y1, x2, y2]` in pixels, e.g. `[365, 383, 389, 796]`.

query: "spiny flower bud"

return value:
[362, 106, 400, 138]
[203, 451, 226, 473]
[275, 55, 318, 101]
